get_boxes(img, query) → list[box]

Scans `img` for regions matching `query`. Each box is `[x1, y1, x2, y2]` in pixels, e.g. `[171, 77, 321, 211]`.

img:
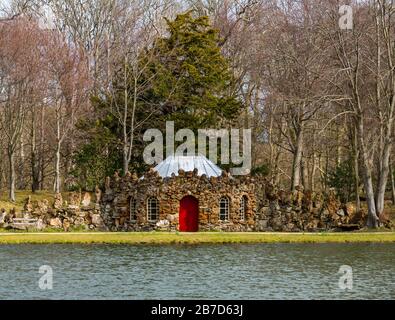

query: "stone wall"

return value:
[0, 190, 106, 231]
[0, 173, 371, 232]
[256, 186, 367, 232]
[101, 171, 368, 232]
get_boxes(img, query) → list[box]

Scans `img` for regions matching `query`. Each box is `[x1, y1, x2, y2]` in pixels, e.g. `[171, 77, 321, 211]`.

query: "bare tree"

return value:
[0, 18, 42, 201]
[43, 31, 89, 193]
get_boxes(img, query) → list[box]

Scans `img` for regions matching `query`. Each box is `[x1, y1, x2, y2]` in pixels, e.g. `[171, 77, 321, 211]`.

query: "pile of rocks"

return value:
[256, 186, 367, 232]
[0, 188, 107, 231]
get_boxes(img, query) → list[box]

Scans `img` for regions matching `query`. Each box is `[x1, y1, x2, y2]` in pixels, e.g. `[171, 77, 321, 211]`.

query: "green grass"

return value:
[0, 190, 71, 212]
[0, 232, 395, 244]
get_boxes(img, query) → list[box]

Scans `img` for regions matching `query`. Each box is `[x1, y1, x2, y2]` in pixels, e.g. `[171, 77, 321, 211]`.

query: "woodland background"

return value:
[1, 0, 395, 228]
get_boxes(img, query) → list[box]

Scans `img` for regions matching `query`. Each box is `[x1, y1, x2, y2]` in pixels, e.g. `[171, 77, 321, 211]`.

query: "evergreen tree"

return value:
[73, 12, 242, 187]
[144, 12, 242, 130]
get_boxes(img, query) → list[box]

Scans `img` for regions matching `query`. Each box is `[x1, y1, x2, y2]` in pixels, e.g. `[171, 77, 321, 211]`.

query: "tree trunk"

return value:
[39, 104, 45, 190]
[310, 151, 316, 192]
[390, 160, 395, 206]
[122, 57, 129, 175]
[300, 156, 309, 190]
[353, 126, 360, 211]
[354, 153, 361, 211]
[357, 119, 378, 228]
[54, 105, 61, 193]
[268, 109, 275, 180]
[8, 146, 15, 202]
[364, 169, 378, 228]
[272, 151, 281, 186]
[123, 146, 129, 175]
[18, 134, 25, 189]
[31, 109, 39, 192]
[375, 141, 391, 218]
[291, 127, 303, 191]
[0, 152, 3, 190]
[336, 127, 341, 166]
[318, 154, 325, 190]
[54, 142, 61, 193]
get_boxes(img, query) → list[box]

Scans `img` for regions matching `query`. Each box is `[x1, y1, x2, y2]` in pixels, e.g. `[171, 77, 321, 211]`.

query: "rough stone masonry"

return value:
[100, 169, 369, 232]
[0, 172, 375, 232]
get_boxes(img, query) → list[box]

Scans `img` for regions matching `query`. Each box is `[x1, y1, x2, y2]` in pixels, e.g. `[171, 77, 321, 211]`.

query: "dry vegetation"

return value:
[0, 190, 70, 212]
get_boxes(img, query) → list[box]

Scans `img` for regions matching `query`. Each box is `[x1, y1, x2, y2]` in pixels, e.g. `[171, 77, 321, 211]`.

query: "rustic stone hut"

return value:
[101, 155, 258, 231]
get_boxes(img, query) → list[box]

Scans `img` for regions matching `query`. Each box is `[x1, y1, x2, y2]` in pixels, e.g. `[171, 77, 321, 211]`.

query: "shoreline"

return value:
[0, 232, 395, 244]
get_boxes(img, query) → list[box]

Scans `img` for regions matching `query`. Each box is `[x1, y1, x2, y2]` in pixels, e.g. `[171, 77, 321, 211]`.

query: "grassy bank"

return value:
[0, 232, 395, 244]
[0, 190, 70, 212]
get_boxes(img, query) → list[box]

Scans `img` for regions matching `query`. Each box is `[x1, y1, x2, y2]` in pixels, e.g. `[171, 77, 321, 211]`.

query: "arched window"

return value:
[239, 196, 248, 221]
[219, 196, 230, 221]
[130, 198, 137, 221]
[147, 197, 159, 221]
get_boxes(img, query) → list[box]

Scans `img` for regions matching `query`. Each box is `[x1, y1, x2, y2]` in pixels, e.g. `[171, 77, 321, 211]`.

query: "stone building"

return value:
[101, 155, 259, 231]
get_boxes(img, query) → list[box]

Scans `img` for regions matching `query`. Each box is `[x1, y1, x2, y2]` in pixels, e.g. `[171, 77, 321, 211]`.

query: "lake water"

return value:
[0, 243, 394, 299]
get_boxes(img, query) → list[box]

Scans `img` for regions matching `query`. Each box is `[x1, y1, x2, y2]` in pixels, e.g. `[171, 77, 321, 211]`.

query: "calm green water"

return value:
[0, 243, 393, 299]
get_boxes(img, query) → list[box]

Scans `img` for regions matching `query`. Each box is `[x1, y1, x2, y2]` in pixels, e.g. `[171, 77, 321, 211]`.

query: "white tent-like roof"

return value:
[153, 155, 222, 178]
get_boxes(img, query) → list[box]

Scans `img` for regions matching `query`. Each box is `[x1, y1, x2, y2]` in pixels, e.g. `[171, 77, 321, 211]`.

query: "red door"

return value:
[179, 196, 199, 232]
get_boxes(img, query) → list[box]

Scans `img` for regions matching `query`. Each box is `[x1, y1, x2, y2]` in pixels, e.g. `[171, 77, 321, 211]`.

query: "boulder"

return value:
[166, 214, 175, 222]
[349, 208, 367, 225]
[53, 193, 63, 209]
[23, 196, 33, 213]
[326, 189, 341, 215]
[69, 192, 81, 206]
[91, 214, 104, 226]
[81, 192, 91, 207]
[156, 219, 170, 228]
[379, 211, 392, 229]
[34, 200, 49, 215]
[0, 209, 7, 224]
[74, 217, 85, 226]
[36, 218, 46, 230]
[258, 206, 270, 218]
[345, 202, 356, 217]
[49, 217, 62, 228]
[23, 212, 31, 219]
[257, 219, 268, 230]
[105, 176, 112, 194]
[302, 190, 313, 211]
[63, 219, 71, 232]
[336, 209, 345, 217]
[293, 185, 304, 207]
[95, 185, 102, 204]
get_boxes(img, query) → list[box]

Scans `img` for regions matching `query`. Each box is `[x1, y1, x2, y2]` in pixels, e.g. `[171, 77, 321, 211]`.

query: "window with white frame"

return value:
[239, 196, 247, 220]
[219, 196, 230, 221]
[130, 198, 137, 221]
[147, 197, 159, 221]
